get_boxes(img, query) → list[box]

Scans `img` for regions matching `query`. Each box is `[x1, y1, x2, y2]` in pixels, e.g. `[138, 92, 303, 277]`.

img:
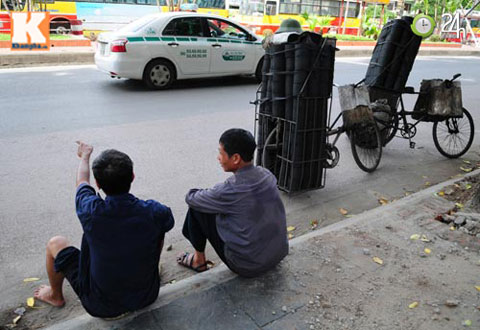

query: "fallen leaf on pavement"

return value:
[287, 226, 296, 232]
[405, 192, 411, 196]
[310, 220, 318, 229]
[378, 197, 389, 205]
[26, 297, 34, 308]
[410, 234, 420, 240]
[13, 308, 25, 316]
[373, 257, 383, 265]
[456, 203, 464, 209]
[466, 184, 473, 190]
[463, 160, 471, 164]
[438, 191, 445, 196]
[408, 302, 418, 309]
[475, 286, 480, 292]
[445, 300, 459, 307]
[435, 214, 444, 221]
[424, 248, 431, 254]
[288, 233, 294, 240]
[420, 235, 430, 242]
[450, 226, 456, 231]
[339, 208, 348, 215]
[13, 315, 21, 325]
[462, 320, 472, 327]
[460, 167, 473, 173]
[23, 278, 40, 283]
[425, 182, 431, 187]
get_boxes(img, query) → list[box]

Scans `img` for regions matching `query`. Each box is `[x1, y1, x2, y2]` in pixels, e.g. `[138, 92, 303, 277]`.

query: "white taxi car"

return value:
[95, 12, 265, 89]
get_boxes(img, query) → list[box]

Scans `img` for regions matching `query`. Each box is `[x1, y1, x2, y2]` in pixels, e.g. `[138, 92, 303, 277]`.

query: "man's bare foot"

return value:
[34, 285, 65, 307]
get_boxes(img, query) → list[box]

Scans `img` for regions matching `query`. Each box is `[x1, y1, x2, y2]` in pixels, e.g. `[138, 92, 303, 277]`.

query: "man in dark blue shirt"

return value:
[34, 141, 174, 318]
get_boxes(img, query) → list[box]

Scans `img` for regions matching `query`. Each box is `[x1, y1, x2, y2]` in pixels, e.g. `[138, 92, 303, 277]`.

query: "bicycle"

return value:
[373, 73, 475, 158]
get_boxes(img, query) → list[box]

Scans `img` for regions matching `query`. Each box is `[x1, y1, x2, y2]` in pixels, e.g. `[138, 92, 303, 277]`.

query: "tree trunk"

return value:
[358, 1, 366, 36]
[397, 0, 404, 17]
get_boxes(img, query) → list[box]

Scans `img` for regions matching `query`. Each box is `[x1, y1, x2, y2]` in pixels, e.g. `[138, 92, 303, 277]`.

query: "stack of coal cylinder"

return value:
[365, 16, 422, 113]
[256, 32, 336, 193]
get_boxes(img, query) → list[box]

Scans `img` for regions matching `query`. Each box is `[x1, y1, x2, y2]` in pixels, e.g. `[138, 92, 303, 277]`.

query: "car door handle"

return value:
[211, 44, 222, 48]
[168, 42, 179, 47]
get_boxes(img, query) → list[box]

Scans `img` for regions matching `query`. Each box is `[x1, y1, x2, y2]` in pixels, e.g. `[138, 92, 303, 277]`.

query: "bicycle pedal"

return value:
[409, 141, 416, 149]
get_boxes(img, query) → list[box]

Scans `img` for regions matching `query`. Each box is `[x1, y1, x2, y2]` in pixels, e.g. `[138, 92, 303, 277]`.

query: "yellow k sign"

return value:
[10, 12, 50, 51]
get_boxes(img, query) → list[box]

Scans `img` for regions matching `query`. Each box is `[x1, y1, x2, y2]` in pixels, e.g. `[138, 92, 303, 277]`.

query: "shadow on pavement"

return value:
[105, 75, 258, 92]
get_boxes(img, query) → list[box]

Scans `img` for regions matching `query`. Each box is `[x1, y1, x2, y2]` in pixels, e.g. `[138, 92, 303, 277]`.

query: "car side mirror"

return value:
[246, 34, 256, 42]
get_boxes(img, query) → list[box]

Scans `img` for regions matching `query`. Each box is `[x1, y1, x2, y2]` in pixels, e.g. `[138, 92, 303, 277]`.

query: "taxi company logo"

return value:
[10, 12, 50, 51]
[222, 50, 245, 61]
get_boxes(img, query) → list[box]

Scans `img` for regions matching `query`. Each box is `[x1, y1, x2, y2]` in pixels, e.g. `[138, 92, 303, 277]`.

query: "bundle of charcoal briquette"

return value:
[256, 31, 336, 193]
[365, 16, 422, 112]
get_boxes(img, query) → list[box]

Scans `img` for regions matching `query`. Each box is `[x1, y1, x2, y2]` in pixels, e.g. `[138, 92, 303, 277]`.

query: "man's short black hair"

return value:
[92, 149, 134, 195]
[219, 128, 256, 162]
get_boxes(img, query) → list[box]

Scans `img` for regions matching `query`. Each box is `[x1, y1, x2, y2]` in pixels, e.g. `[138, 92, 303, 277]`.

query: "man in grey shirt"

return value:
[177, 128, 288, 277]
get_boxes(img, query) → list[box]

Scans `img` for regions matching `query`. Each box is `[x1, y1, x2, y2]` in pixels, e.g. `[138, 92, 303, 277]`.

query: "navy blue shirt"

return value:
[75, 183, 174, 317]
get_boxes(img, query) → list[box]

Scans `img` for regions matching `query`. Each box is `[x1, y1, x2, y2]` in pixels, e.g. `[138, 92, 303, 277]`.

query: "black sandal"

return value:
[176, 252, 213, 273]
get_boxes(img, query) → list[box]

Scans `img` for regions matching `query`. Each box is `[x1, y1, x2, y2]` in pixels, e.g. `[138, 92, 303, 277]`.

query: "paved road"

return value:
[0, 56, 479, 326]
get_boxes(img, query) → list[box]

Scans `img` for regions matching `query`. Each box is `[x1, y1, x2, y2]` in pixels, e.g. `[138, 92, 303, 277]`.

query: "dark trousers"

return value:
[182, 208, 228, 266]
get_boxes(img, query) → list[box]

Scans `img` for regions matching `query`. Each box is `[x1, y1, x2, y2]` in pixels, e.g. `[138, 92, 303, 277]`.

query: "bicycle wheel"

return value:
[433, 108, 474, 158]
[350, 122, 382, 173]
[372, 108, 398, 146]
[261, 127, 278, 171]
[383, 113, 399, 145]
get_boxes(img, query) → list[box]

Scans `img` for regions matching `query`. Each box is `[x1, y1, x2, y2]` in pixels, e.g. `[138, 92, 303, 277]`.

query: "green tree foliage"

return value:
[361, 5, 396, 39]
[300, 11, 333, 32]
[365, 4, 396, 24]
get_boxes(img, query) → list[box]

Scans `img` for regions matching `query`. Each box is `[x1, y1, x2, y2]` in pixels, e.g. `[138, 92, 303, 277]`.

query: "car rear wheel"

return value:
[143, 59, 176, 90]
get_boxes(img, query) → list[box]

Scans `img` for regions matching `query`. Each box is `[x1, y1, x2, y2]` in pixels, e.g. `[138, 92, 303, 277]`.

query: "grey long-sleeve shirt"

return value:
[185, 164, 289, 277]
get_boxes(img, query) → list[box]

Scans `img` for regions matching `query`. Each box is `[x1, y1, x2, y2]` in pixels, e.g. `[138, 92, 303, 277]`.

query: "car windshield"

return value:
[118, 15, 157, 33]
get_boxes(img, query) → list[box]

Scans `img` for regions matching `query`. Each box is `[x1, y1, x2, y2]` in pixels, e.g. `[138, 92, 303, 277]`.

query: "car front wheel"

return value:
[143, 59, 176, 90]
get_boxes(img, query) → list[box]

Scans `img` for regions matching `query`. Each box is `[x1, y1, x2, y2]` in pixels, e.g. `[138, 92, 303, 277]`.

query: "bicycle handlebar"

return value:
[354, 78, 366, 88]
[451, 73, 461, 82]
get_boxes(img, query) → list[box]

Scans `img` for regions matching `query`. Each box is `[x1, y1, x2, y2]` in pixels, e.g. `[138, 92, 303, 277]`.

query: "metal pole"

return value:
[465, 0, 480, 17]
[380, 4, 385, 28]
[338, 0, 345, 33]
[343, 0, 350, 34]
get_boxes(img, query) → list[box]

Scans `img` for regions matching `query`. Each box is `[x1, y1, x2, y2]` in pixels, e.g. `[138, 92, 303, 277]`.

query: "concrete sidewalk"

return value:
[0, 46, 95, 68]
[0, 45, 479, 68]
[45, 171, 480, 330]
